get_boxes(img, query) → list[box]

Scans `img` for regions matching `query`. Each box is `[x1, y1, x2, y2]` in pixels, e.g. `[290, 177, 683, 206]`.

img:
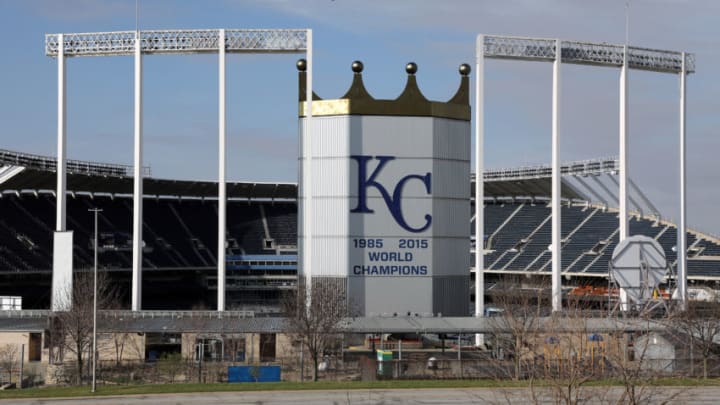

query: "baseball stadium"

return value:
[0, 20, 717, 390]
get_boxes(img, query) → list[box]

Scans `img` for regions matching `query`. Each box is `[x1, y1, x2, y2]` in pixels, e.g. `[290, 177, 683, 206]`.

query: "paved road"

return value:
[2, 386, 719, 404]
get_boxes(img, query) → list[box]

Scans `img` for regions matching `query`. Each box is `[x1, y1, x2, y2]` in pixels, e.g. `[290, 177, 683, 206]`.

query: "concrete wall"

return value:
[96, 333, 145, 362]
[0, 331, 41, 364]
[276, 333, 296, 361]
[181, 333, 291, 364]
[635, 332, 675, 372]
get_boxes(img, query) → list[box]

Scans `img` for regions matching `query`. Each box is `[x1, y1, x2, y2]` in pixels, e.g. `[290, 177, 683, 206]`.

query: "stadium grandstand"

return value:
[2, 148, 720, 311]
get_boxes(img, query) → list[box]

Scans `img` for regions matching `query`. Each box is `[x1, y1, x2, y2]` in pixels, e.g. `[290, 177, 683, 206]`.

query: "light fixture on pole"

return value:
[88, 208, 102, 393]
[46, 28, 311, 312]
[474, 34, 694, 313]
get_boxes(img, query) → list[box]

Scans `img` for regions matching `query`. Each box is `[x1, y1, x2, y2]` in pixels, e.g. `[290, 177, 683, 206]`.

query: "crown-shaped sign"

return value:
[298, 60, 470, 121]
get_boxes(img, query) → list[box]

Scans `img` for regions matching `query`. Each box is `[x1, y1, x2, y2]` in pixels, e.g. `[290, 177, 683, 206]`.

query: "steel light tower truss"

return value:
[47, 29, 311, 312]
[46, 29, 308, 57]
[482, 35, 694, 73]
[474, 34, 694, 337]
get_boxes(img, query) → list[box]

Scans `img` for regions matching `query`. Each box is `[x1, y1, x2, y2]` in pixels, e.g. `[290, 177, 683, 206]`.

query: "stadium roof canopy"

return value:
[1, 149, 616, 200]
[0, 168, 297, 200]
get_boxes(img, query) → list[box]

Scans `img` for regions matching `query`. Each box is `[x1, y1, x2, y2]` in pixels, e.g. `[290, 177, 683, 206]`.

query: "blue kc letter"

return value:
[350, 155, 432, 233]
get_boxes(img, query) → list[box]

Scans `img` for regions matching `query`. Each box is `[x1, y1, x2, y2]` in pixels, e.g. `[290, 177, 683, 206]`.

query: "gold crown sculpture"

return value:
[297, 60, 470, 121]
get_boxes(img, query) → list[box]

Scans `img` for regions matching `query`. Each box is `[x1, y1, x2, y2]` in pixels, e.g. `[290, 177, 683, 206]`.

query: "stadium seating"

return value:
[0, 193, 296, 272]
[473, 201, 720, 278]
[264, 204, 297, 248]
[505, 204, 587, 271]
[697, 240, 720, 256]
[1, 194, 719, 282]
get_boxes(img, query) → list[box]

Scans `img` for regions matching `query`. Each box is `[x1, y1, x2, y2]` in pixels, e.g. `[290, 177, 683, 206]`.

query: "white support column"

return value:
[56, 34, 67, 232]
[474, 35, 485, 347]
[618, 44, 630, 311]
[619, 44, 629, 241]
[217, 29, 227, 312]
[52, 34, 73, 312]
[131, 31, 143, 311]
[677, 52, 688, 310]
[551, 39, 562, 312]
[305, 29, 313, 309]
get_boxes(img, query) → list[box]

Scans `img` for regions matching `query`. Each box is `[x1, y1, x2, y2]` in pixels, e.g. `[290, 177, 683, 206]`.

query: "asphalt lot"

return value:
[2, 386, 720, 405]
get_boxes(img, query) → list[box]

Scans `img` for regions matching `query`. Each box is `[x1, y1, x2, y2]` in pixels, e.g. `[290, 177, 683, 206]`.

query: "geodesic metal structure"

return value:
[608, 235, 675, 316]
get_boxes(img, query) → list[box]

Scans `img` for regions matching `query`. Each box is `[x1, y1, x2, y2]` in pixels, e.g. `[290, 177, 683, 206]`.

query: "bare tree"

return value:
[157, 352, 184, 383]
[484, 286, 603, 405]
[110, 333, 129, 366]
[51, 271, 118, 385]
[0, 344, 18, 384]
[282, 278, 349, 382]
[487, 280, 545, 381]
[104, 297, 132, 366]
[515, 301, 611, 405]
[486, 287, 681, 405]
[597, 310, 686, 405]
[540, 303, 687, 405]
[668, 302, 720, 379]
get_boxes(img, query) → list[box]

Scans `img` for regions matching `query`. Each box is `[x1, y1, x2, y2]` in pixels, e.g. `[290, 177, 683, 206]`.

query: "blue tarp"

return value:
[228, 365, 281, 383]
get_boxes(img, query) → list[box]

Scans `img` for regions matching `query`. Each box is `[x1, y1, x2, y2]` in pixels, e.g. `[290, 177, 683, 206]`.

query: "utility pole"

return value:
[89, 208, 102, 393]
[18, 344, 24, 389]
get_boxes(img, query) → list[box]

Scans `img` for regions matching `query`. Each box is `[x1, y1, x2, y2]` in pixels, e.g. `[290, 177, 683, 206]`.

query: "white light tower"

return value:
[304, 29, 313, 313]
[551, 38, 562, 311]
[131, 29, 143, 312]
[46, 29, 312, 311]
[474, 35, 485, 347]
[678, 52, 688, 310]
[56, 34, 67, 233]
[51, 33, 73, 312]
[474, 34, 694, 313]
[218, 29, 227, 311]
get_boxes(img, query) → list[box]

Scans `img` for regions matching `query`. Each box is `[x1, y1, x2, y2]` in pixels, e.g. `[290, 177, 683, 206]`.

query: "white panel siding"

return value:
[314, 116, 351, 157]
[362, 277, 433, 316]
[312, 236, 348, 277]
[433, 118, 471, 161]
[432, 237, 470, 277]
[432, 199, 470, 237]
[312, 158, 350, 197]
[433, 276, 470, 316]
[359, 116, 435, 157]
[430, 160, 470, 198]
[299, 113, 470, 314]
[297, 120, 305, 198]
[311, 197, 349, 237]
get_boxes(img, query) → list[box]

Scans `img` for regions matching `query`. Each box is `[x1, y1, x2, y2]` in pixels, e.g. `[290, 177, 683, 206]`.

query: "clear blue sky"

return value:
[1, 0, 718, 235]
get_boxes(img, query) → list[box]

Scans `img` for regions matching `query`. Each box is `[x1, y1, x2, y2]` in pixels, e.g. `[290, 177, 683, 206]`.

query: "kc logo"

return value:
[350, 155, 432, 233]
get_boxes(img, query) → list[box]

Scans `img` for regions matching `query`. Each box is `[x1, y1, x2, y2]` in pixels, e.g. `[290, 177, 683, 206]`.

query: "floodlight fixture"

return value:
[46, 29, 308, 57]
[481, 35, 694, 74]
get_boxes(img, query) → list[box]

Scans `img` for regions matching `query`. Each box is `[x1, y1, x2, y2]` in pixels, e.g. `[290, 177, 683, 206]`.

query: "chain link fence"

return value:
[30, 351, 720, 387]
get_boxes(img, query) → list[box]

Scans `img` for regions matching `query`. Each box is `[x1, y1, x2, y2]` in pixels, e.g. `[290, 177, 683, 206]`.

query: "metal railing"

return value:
[481, 157, 618, 182]
[0, 148, 149, 177]
[101, 310, 256, 319]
